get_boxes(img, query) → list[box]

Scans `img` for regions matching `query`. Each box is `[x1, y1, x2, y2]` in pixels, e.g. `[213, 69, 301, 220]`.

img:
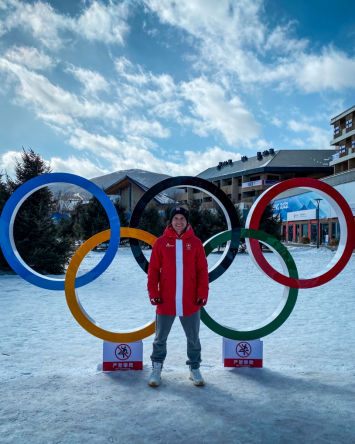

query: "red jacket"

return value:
[147, 224, 209, 316]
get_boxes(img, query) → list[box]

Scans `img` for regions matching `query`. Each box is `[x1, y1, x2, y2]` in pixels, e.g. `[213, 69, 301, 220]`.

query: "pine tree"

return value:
[137, 204, 165, 248]
[113, 200, 129, 228]
[74, 196, 110, 240]
[73, 197, 129, 247]
[2, 148, 74, 274]
[258, 203, 282, 240]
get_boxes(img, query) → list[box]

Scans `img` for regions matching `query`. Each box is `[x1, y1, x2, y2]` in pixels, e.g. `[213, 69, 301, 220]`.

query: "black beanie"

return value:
[169, 207, 189, 224]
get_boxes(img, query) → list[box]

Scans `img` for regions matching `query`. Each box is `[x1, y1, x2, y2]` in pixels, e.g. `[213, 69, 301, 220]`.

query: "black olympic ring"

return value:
[128, 176, 241, 283]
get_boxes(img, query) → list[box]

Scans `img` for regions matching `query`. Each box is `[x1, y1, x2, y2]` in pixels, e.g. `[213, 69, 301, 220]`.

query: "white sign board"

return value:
[287, 209, 316, 221]
[242, 180, 263, 188]
[222, 338, 263, 368]
[103, 341, 143, 371]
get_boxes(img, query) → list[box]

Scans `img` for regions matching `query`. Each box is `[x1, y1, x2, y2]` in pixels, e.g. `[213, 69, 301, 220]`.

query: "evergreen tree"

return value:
[113, 200, 129, 228]
[258, 203, 282, 241]
[74, 196, 110, 240]
[73, 197, 129, 245]
[137, 204, 165, 248]
[1, 148, 74, 274]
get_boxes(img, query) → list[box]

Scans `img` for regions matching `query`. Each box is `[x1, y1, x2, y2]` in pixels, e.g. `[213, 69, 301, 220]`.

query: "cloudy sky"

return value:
[0, 0, 354, 179]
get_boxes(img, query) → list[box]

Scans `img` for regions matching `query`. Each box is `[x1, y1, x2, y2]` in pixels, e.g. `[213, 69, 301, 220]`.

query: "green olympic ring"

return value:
[201, 228, 299, 340]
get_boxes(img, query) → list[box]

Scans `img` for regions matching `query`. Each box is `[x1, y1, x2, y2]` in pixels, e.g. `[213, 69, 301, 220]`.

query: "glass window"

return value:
[302, 224, 308, 237]
[332, 222, 340, 239]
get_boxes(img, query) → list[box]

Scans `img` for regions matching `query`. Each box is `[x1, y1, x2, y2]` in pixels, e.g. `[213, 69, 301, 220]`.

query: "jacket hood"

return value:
[163, 224, 194, 240]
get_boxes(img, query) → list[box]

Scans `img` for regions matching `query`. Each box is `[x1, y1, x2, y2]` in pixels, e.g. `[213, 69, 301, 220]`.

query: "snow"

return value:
[1, 247, 354, 443]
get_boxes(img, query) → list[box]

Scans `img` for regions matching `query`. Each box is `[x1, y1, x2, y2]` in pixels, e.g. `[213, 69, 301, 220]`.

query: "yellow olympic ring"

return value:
[65, 228, 157, 342]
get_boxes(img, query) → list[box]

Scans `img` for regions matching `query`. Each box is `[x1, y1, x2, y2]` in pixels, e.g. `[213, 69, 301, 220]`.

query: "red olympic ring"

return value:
[245, 178, 355, 289]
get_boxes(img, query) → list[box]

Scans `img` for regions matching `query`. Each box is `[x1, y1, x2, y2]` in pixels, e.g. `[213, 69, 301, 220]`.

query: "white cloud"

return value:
[76, 1, 130, 46]
[295, 47, 355, 93]
[0, 149, 109, 179]
[271, 117, 282, 127]
[4, 46, 56, 70]
[0, 0, 130, 50]
[0, 59, 120, 123]
[180, 77, 260, 145]
[287, 120, 331, 149]
[148, 100, 183, 119]
[143, 0, 355, 93]
[290, 138, 305, 147]
[68, 128, 241, 176]
[122, 118, 170, 138]
[66, 65, 110, 95]
[0, 150, 23, 174]
[50, 155, 109, 178]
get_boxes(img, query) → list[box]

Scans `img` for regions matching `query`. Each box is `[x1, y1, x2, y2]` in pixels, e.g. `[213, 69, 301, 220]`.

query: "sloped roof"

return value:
[197, 150, 335, 181]
[106, 174, 176, 205]
[50, 169, 175, 200]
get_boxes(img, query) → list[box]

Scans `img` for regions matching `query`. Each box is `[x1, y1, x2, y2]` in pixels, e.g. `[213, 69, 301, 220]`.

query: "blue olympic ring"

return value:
[0, 173, 120, 290]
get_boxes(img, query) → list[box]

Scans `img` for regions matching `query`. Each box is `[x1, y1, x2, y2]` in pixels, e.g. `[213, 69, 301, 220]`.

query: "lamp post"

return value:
[315, 198, 322, 248]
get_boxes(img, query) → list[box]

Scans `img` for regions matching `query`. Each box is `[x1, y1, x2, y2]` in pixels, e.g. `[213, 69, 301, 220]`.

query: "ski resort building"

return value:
[273, 107, 355, 245]
[103, 169, 177, 213]
[329, 105, 355, 174]
[186, 149, 335, 210]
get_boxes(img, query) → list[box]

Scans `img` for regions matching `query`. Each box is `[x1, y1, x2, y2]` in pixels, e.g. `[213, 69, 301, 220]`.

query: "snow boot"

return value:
[189, 367, 205, 386]
[148, 362, 162, 387]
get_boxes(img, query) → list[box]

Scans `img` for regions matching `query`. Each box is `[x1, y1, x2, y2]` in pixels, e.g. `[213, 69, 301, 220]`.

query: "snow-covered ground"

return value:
[1, 247, 354, 443]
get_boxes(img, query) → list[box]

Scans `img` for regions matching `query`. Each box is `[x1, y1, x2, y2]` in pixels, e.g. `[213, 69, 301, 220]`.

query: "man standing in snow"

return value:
[147, 207, 209, 387]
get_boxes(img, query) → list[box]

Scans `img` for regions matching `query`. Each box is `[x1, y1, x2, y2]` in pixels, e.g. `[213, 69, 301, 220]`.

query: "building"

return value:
[104, 169, 176, 213]
[185, 149, 334, 209]
[329, 105, 355, 174]
[274, 107, 355, 245]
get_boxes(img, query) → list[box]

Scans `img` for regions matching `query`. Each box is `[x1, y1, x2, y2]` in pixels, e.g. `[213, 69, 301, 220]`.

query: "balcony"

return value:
[221, 185, 232, 195]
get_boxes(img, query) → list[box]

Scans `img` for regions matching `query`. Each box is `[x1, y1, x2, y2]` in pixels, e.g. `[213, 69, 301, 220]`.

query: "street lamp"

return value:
[315, 198, 323, 248]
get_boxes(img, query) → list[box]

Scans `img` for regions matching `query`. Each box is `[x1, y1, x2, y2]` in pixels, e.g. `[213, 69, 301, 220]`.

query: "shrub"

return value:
[329, 238, 339, 247]
[300, 236, 310, 244]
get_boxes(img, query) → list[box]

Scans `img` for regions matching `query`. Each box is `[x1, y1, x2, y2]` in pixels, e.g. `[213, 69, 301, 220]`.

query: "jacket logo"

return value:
[186, 243, 191, 250]
[166, 243, 175, 247]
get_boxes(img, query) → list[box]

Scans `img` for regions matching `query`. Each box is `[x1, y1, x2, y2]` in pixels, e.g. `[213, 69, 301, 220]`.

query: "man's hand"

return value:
[150, 298, 162, 305]
[197, 299, 207, 306]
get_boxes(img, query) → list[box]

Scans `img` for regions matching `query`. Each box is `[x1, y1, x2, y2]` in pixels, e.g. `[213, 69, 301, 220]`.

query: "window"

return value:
[250, 175, 260, 181]
[193, 189, 200, 194]
[238, 179, 242, 186]
[346, 119, 353, 128]
[267, 175, 279, 181]
[302, 224, 308, 237]
[238, 193, 241, 200]
[340, 145, 346, 153]
[203, 197, 212, 203]
[332, 222, 340, 239]
[352, 140, 355, 148]
[334, 126, 340, 135]
[227, 180, 232, 185]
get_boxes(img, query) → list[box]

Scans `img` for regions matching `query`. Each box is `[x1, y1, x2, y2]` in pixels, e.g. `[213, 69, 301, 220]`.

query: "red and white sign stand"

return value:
[103, 341, 143, 371]
[223, 338, 263, 368]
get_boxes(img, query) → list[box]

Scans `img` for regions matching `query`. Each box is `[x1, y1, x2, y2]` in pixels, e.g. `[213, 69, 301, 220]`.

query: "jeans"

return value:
[150, 310, 202, 369]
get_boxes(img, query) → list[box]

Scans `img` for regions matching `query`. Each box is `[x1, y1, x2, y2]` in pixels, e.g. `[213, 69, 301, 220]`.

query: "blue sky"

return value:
[0, 0, 354, 178]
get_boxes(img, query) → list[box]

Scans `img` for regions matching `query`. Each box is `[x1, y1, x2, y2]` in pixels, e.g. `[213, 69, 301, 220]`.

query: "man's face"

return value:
[171, 214, 187, 235]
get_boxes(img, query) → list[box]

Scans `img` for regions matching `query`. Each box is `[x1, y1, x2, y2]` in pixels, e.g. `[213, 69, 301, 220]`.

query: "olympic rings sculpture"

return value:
[1, 173, 354, 342]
